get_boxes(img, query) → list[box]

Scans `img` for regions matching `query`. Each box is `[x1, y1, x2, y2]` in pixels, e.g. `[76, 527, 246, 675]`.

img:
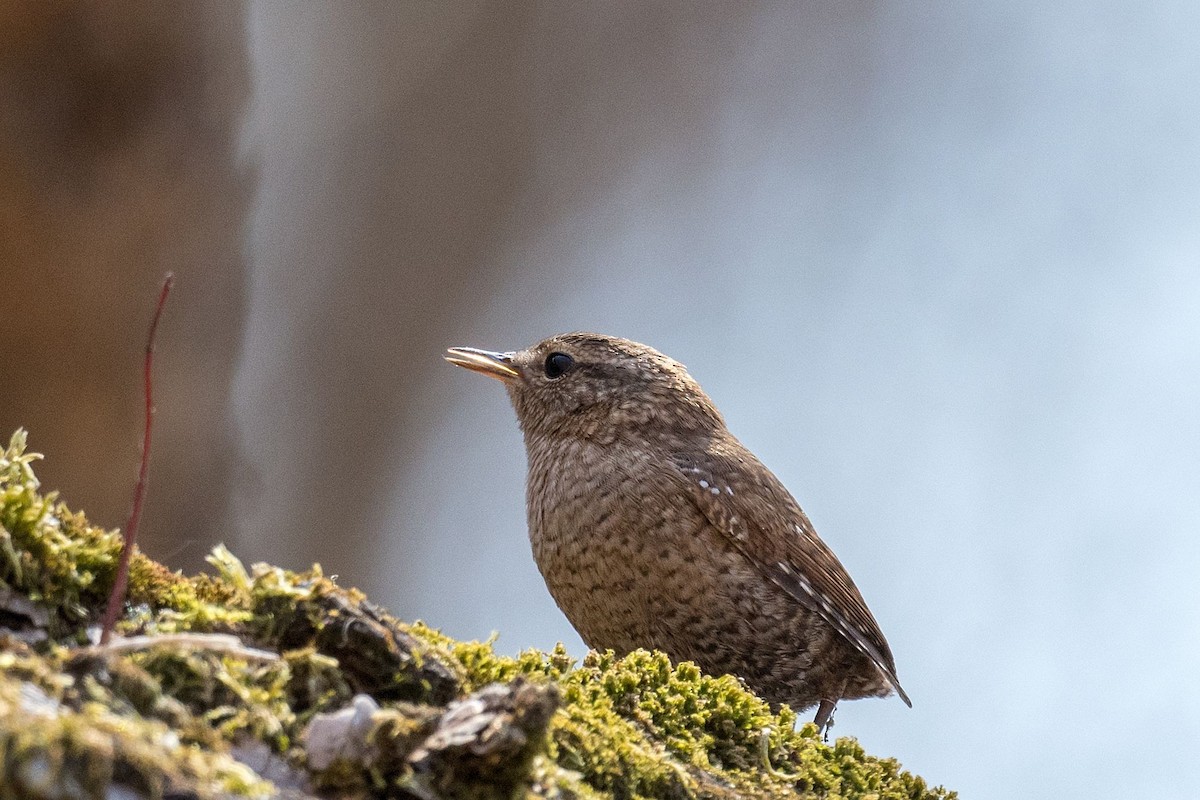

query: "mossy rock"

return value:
[0, 430, 955, 800]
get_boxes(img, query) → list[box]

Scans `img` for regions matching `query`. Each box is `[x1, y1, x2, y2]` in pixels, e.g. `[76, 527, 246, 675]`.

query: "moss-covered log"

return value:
[0, 430, 954, 799]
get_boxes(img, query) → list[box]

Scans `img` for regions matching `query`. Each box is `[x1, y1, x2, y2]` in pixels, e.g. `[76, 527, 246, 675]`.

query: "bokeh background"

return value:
[3, 3, 1198, 797]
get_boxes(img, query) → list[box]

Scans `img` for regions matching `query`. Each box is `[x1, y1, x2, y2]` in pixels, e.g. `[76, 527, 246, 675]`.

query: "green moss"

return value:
[406, 630, 952, 800]
[0, 646, 272, 799]
[0, 430, 955, 799]
[0, 431, 122, 639]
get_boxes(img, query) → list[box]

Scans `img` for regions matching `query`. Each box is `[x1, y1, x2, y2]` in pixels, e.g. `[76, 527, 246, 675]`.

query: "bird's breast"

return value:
[524, 437, 700, 650]
[525, 437, 659, 570]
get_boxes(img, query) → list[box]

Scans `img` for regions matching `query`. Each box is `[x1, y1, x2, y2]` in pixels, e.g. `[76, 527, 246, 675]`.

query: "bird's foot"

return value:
[814, 698, 837, 742]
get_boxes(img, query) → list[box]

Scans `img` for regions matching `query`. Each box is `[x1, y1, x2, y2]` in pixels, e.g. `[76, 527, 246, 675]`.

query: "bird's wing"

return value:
[671, 440, 911, 706]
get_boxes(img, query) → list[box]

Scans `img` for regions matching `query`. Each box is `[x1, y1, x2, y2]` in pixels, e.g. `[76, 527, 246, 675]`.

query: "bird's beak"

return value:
[444, 346, 520, 382]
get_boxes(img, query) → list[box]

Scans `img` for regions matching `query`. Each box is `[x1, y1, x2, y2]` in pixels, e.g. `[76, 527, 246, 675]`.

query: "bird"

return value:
[445, 332, 910, 731]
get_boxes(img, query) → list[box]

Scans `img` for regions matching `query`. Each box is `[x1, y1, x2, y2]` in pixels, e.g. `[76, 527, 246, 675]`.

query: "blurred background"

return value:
[3, 2, 1198, 797]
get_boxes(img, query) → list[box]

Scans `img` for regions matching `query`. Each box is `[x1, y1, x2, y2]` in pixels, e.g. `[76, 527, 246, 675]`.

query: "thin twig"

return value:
[99, 273, 174, 645]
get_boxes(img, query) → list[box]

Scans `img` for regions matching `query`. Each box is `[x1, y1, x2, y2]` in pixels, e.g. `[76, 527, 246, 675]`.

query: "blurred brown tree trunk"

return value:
[0, 1, 250, 569]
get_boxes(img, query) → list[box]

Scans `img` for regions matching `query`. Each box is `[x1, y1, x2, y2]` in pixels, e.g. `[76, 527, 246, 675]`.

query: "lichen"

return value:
[0, 429, 955, 799]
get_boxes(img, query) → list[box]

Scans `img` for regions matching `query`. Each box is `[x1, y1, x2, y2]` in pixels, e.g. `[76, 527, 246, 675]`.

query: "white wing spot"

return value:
[725, 486, 734, 495]
[710, 487, 721, 495]
[699, 479, 710, 489]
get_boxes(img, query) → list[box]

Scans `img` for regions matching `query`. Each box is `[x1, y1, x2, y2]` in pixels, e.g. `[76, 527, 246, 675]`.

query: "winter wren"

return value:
[445, 333, 910, 729]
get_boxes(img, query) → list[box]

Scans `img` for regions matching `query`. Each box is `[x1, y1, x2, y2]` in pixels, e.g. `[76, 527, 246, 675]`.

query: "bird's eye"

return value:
[544, 352, 574, 379]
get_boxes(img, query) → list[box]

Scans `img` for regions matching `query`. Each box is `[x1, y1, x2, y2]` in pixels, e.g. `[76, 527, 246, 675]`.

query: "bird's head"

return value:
[445, 332, 725, 445]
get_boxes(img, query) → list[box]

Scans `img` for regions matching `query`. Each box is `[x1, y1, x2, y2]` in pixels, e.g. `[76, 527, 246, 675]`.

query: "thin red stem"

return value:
[99, 273, 174, 645]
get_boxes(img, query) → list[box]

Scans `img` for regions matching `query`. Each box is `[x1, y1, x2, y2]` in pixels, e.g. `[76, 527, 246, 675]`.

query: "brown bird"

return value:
[445, 333, 910, 730]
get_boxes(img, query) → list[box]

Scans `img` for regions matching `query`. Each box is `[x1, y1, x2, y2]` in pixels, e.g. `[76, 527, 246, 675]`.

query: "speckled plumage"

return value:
[446, 333, 910, 726]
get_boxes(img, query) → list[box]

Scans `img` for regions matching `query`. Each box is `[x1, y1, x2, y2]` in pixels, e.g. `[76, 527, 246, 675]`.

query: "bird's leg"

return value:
[813, 698, 837, 740]
[814, 679, 848, 741]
